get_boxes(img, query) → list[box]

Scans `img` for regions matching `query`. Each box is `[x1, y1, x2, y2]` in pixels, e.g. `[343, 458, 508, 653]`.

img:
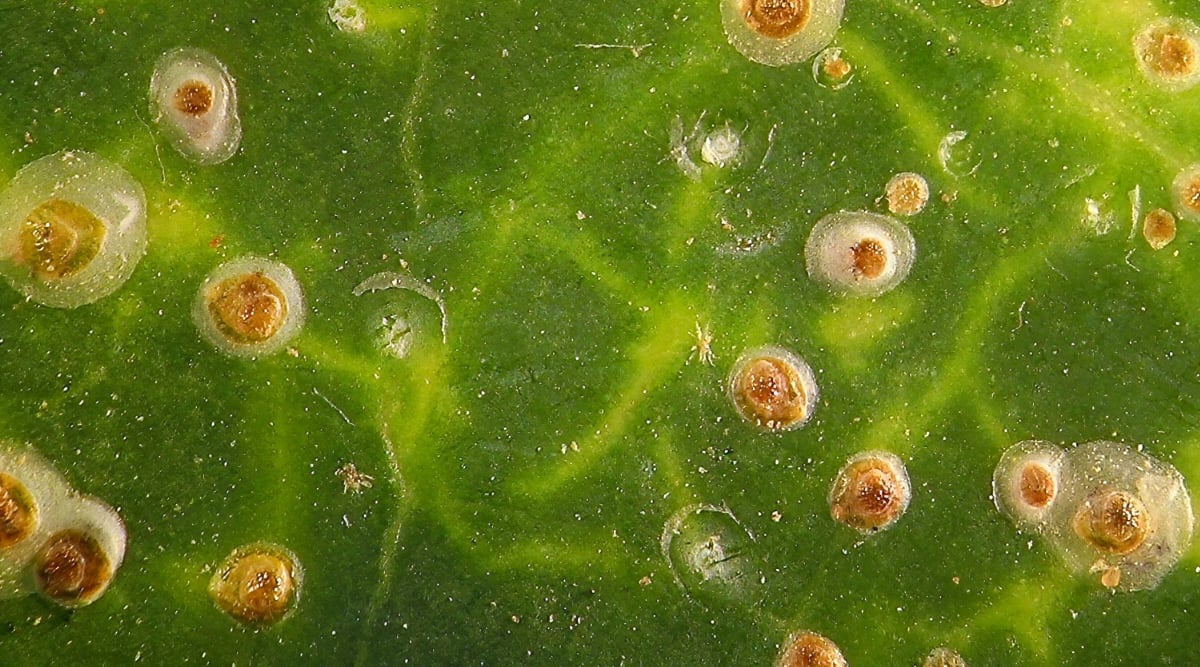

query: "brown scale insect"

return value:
[742, 0, 810, 40]
[829, 451, 911, 532]
[35, 529, 114, 607]
[776, 630, 847, 667]
[210, 543, 303, 626]
[727, 346, 819, 431]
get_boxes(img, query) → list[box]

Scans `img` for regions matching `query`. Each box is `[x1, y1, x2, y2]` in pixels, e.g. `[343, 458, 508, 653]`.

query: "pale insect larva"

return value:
[700, 124, 743, 168]
[992, 440, 1066, 533]
[150, 47, 242, 164]
[804, 210, 916, 297]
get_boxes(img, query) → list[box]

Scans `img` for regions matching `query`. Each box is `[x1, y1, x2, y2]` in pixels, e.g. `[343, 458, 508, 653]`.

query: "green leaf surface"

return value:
[1, 0, 1198, 664]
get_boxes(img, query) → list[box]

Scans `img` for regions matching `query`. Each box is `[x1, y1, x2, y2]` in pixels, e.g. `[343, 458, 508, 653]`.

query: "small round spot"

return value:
[811, 47, 854, 89]
[660, 504, 762, 601]
[776, 630, 847, 667]
[1020, 463, 1056, 508]
[849, 238, 887, 278]
[701, 125, 743, 168]
[977, 0, 1006, 7]
[924, 647, 968, 667]
[209, 273, 288, 343]
[0, 473, 38, 549]
[353, 270, 450, 354]
[1099, 565, 1121, 589]
[0, 151, 147, 308]
[726, 345, 819, 431]
[33, 497, 126, 608]
[1172, 164, 1200, 222]
[992, 440, 1065, 532]
[193, 256, 306, 357]
[885, 172, 930, 216]
[804, 211, 916, 297]
[174, 80, 214, 116]
[150, 48, 242, 164]
[1142, 208, 1176, 250]
[210, 543, 303, 626]
[1072, 489, 1148, 555]
[721, 0, 845, 66]
[829, 451, 910, 533]
[1133, 18, 1200, 91]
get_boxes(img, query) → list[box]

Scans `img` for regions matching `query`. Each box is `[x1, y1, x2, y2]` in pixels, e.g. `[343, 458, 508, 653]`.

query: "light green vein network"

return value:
[2, 0, 1200, 665]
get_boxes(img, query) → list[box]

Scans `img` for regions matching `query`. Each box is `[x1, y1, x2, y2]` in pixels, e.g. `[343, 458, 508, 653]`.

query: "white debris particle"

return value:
[328, 0, 368, 33]
[1083, 197, 1117, 235]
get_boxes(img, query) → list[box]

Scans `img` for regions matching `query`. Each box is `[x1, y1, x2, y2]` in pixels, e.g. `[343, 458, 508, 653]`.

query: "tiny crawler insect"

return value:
[689, 321, 716, 366]
[336, 463, 374, 494]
